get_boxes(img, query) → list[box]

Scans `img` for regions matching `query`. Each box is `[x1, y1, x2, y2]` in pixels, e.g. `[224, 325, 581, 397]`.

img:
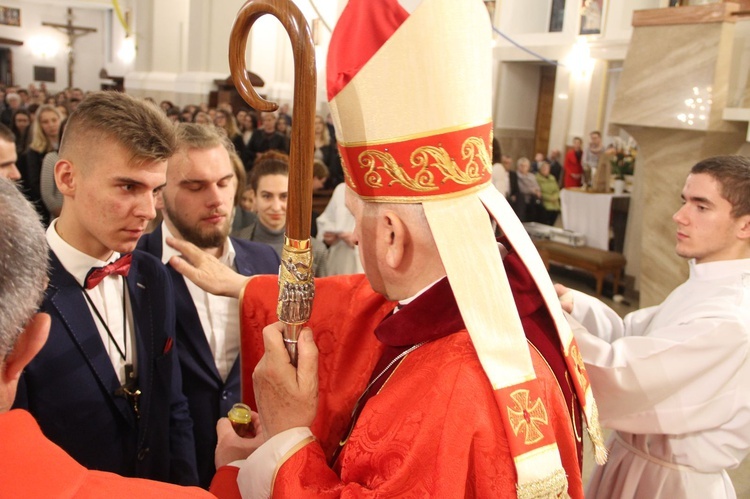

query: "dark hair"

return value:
[249, 156, 288, 192]
[313, 160, 329, 180]
[691, 155, 750, 218]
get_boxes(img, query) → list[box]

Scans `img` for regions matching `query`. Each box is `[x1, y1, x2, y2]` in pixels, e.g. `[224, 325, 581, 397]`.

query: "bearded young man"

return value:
[137, 123, 279, 488]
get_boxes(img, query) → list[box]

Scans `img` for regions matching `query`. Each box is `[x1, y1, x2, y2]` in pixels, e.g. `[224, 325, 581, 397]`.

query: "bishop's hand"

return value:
[167, 236, 251, 299]
[253, 322, 319, 440]
[214, 416, 265, 468]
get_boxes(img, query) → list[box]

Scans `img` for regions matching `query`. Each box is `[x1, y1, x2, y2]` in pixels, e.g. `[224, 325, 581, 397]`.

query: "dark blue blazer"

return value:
[13, 250, 199, 486]
[137, 226, 279, 487]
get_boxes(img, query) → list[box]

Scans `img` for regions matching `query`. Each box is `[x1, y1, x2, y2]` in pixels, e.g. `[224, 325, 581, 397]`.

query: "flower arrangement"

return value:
[610, 138, 636, 180]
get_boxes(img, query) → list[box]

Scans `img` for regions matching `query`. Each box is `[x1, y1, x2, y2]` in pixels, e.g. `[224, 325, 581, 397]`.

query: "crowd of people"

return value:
[0, 80, 360, 279]
[493, 129, 619, 228]
[0, 0, 749, 497]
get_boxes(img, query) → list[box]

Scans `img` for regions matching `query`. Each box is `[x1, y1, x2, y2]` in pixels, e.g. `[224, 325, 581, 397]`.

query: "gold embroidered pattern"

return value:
[569, 345, 589, 394]
[508, 389, 549, 445]
[354, 136, 490, 193]
[516, 468, 569, 499]
[359, 150, 437, 192]
[461, 136, 492, 179]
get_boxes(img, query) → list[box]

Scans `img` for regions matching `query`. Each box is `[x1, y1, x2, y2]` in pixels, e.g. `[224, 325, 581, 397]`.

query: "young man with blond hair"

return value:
[13, 91, 199, 485]
[0, 179, 212, 497]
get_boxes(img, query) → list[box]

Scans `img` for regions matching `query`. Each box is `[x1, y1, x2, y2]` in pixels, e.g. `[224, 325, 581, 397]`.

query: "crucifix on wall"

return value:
[43, 8, 97, 88]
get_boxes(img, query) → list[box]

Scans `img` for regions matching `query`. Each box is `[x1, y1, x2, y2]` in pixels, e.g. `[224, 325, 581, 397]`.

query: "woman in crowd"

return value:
[214, 108, 245, 161]
[275, 115, 291, 153]
[314, 114, 342, 189]
[39, 118, 68, 219]
[235, 152, 327, 276]
[18, 104, 62, 225]
[10, 108, 31, 155]
[536, 160, 561, 225]
[563, 136, 584, 188]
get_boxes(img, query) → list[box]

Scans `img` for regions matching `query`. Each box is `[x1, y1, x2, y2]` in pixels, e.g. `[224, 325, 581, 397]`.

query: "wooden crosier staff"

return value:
[229, 0, 316, 366]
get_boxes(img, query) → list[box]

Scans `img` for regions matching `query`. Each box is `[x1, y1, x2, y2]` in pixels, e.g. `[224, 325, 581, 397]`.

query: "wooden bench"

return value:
[534, 240, 626, 297]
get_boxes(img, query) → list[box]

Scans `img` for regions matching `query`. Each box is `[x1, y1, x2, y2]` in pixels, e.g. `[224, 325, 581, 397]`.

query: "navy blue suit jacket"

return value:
[138, 226, 279, 487]
[13, 250, 199, 485]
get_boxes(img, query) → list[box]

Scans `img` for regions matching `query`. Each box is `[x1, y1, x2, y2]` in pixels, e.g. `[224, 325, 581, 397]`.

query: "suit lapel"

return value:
[126, 255, 154, 435]
[144, 226, 225, 384]
[47, 254, 135, 426]
[232, 238, 259, 276]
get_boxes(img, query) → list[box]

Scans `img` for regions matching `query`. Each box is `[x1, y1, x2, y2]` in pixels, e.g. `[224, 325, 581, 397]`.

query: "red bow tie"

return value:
[84, 253, 133, 290]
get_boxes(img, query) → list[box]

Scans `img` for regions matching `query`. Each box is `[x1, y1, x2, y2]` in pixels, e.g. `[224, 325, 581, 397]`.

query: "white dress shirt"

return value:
[160, 222, 240, 381]
[46, 220, 136, 384]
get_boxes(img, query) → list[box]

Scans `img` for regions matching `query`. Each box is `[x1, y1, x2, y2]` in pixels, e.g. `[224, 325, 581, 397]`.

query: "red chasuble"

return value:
[0, 410, 212, 498]
[227, 249, 584, 498]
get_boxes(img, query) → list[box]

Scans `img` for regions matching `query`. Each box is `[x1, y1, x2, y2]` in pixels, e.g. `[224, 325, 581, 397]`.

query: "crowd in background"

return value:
[492, 130, 617, 227]
[1, 82, 360, 279]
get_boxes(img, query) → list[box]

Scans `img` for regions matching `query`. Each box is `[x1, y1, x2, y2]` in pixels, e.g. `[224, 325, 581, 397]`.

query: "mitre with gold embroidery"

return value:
[327, 0, 606, 497]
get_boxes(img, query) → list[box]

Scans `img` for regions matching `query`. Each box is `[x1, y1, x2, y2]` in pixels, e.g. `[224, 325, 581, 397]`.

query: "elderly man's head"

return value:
[0, 179, 50, 412]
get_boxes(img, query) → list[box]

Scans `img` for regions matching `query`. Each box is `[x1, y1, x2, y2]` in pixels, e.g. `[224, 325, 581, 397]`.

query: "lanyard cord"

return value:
[81, 278, 128, 362]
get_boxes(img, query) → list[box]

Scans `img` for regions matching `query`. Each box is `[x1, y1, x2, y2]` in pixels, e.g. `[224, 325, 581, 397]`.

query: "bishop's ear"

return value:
[381, 210, 407, 269]
[2, 313, 50, 384]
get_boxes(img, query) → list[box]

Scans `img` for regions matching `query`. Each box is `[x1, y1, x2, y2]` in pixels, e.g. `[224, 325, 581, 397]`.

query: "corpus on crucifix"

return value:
[42, 8, 97, 88]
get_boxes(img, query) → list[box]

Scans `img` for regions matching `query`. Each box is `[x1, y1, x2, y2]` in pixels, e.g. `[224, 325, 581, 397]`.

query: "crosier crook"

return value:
[229, 0, 316, 366]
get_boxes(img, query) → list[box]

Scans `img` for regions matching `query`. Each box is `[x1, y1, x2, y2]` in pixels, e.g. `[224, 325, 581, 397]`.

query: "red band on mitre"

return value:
[338, 122, 493, 201]
[495, 379, 558, 457]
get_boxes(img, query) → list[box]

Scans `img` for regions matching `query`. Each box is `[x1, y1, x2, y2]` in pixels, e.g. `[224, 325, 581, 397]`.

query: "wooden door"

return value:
[534, 65, 556, 156]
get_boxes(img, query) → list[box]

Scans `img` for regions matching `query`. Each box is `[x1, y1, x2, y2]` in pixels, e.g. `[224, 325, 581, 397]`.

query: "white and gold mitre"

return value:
[327, 1, 605, 497]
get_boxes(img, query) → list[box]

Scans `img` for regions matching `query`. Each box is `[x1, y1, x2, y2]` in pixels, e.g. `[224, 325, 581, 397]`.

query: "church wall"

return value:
[493, 0, 663, 293]
[0, 0, 124, 93]
[494, 61, 541, 161]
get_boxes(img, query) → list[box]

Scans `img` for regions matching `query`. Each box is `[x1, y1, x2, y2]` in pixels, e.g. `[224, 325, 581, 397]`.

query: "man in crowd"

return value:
[0, 92, 22, 126]
[549, 148, 563, 185]
[246, 112, 288, 169]
[0, 123, 20, 180]
[12, 91, 199, 485]
[582, 130, 604, 186]
[557, 155, 750, 498]
[137, 122, 279, 488]
[169, 0, 604, 496]
[0, 179, 212, 497]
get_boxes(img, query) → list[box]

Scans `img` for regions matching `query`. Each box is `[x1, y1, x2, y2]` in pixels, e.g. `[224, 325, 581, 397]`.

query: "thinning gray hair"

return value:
[0, 179, 49, 358]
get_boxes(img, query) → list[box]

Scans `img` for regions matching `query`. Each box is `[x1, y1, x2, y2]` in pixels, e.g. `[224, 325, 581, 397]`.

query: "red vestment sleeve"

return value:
[209, 465, 242, 499]
[240, 274, 395, 457]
